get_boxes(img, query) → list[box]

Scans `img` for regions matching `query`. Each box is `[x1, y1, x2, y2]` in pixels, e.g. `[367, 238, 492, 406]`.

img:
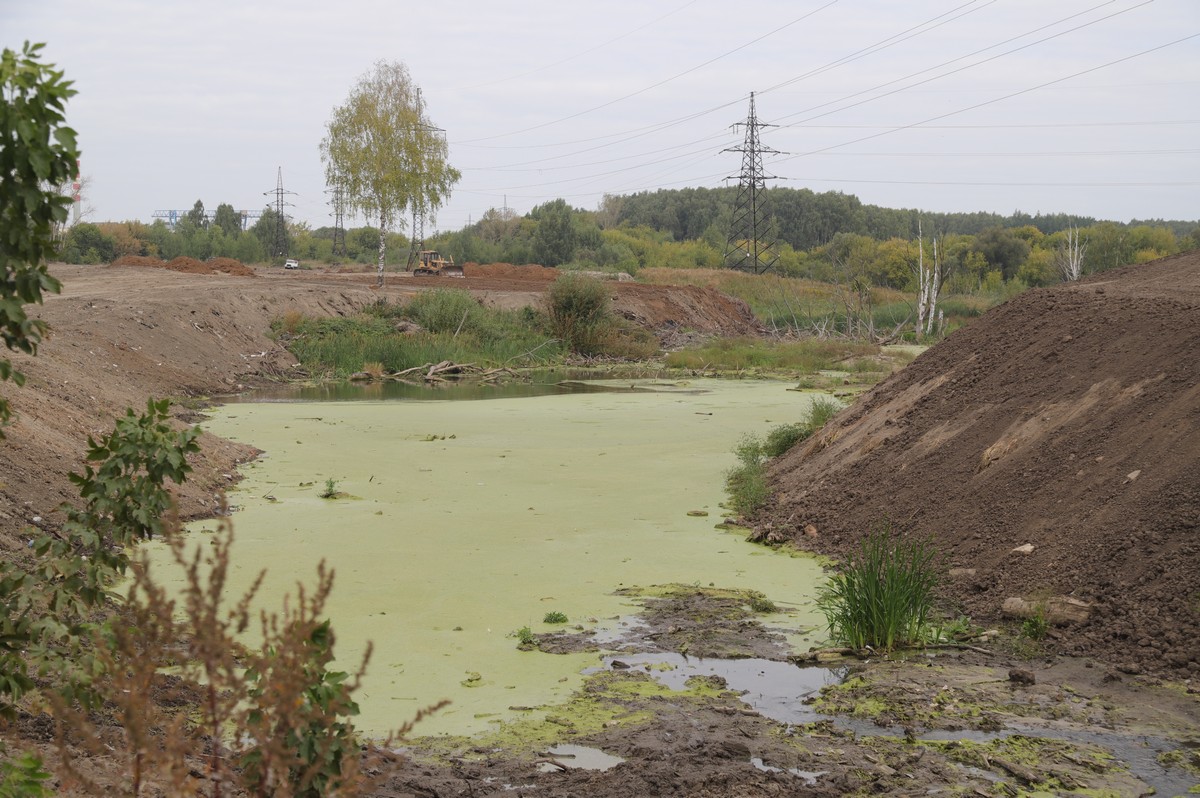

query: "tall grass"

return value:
[639, 266, 1003, 340]
[816, 524, 941, 651]
[665, 337, 876, 372]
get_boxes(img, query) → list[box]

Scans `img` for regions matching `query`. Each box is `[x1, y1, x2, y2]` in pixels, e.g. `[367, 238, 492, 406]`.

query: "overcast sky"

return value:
[4, 0, 1197, 233]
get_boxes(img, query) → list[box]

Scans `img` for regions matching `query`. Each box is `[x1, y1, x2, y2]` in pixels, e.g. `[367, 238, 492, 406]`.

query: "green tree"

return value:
[971, 226, 1030, 280]
[251, 204, 290, 259]
[320, 60, 460, 284]
[212, 201, 242, 235]
[531, 198, 577, 266]
[0, 42, 78, 436]
[184, 198, 207, 228]
[63, 222, 113, 264]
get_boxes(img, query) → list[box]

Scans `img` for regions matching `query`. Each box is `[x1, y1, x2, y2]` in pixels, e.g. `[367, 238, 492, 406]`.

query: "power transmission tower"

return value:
[405, 207, 426, 271]
[327, 181, 347, 258]
[723, 92, 784, 274]
[263, 166, 296, 260]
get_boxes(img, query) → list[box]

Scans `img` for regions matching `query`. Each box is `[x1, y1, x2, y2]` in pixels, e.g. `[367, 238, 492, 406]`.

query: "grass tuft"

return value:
[816, 523, 941, 652]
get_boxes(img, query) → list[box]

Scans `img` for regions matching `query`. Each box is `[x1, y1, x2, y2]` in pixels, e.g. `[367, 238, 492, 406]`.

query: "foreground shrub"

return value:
[404, 288, 483, 335]
[816, 524, 940, 651]
[545, 274, 611, 355]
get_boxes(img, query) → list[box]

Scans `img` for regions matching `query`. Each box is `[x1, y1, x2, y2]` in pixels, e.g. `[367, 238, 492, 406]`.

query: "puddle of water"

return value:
[159, 379, 830, 736]
[599, 653, 843, 726]
[602, 652, 1194, 796]
[538, 744, 625, 772]
[750, 757, 826, 785]
[840, 710, 1194, 795]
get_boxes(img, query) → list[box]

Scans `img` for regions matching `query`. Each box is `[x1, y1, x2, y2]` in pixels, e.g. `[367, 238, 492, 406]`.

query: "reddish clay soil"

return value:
[752, 251, 1200, 676]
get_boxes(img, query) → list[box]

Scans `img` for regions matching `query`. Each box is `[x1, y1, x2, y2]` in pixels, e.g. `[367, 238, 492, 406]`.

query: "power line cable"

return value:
[451, 0, 985, 158]
[455, 0, 841, 144]
[769, 0, 1153, 130]
[772, 32, 1200, 167]
[452, 0, 1148, 180]
[450, 1, 702, 91]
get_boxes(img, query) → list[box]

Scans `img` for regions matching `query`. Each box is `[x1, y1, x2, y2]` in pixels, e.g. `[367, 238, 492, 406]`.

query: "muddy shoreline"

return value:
[388, 586, 1200, 797]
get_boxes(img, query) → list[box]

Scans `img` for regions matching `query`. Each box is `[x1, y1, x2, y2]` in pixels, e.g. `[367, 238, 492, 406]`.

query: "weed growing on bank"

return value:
[816, 524, 941, 652]
[514, 626, 538, 648]
[724, 397, 842, 515]
[1021, 607, 1050, 641]
[543, 611, 569, 624]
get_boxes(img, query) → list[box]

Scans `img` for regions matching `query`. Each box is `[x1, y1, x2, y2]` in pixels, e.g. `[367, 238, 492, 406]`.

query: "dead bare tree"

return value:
[914, 221, 951, 338]
[1055, 225, 1088, 282]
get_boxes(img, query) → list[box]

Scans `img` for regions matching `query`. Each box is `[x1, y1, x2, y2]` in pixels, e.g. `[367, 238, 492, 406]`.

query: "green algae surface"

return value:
[173, 379, 829, 736]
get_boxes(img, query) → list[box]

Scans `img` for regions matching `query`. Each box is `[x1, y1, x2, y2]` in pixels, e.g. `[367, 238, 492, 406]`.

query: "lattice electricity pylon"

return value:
[404, 207, 426, 271]
[723, 92, 784, 274]
[263, 166, 296, 259]
[327, 181, 347, 258]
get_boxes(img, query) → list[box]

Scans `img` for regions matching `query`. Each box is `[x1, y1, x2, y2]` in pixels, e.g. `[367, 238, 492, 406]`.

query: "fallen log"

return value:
[1001, 596, 1092, 626]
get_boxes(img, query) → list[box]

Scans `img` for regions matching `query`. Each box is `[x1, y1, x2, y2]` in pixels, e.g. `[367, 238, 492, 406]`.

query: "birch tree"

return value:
[1055, 225, 1087, 282]
[320, 61, 459, 285]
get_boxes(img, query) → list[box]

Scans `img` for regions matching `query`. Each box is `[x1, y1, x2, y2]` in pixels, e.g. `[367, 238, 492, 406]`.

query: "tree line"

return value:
[61, 187, 1196, 297]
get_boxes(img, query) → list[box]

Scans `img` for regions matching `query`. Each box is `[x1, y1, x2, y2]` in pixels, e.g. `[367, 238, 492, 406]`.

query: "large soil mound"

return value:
[753, 251, 1200, 674]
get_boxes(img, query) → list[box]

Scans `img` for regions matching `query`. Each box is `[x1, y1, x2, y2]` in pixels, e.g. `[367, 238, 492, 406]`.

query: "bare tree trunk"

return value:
[926, 236, 943, 336]
[915, 221, 928, 336]
[377, 213, 388, 287]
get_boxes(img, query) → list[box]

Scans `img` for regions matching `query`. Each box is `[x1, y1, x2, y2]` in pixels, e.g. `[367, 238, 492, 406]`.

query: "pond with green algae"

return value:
[178, 378, 830, 737]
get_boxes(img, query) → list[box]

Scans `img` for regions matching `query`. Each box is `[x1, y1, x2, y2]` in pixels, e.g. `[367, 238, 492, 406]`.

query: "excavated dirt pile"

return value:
[753, 251, 1200, 674]
[111, 255, 257, 276]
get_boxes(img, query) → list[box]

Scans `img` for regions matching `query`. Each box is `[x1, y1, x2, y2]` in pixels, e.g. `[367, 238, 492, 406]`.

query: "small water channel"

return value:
[171, 378, 830, 737]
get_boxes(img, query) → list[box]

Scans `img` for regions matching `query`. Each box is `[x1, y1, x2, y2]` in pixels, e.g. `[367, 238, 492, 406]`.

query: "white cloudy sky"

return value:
[4, 0, 1198, 231]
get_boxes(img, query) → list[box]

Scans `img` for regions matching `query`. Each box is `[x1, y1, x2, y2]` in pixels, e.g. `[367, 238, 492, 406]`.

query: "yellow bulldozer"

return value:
[410, 250, 464, 277]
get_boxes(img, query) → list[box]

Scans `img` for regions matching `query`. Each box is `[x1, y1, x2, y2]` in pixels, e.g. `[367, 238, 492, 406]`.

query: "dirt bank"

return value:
[753, 251, 1200, 676]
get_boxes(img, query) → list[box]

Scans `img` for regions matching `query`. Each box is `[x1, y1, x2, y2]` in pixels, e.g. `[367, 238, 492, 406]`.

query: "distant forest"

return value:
[610, 186, 1197, 250]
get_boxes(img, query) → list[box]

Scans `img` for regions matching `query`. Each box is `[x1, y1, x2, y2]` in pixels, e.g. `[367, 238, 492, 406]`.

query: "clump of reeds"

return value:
[816, 524, 941, 652]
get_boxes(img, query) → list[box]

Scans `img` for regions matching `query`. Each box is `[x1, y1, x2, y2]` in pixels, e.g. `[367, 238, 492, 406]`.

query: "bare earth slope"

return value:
[0, 263, 758, 555]
[753, 251, 1200, 674]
